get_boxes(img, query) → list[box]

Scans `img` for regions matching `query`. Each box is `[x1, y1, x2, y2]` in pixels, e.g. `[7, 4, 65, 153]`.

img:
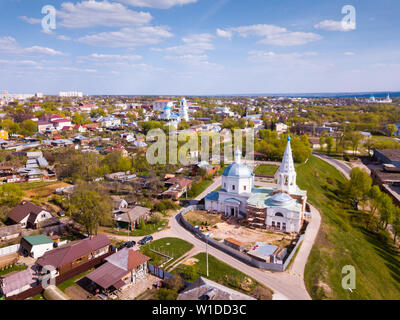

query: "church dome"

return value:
[222, 163, 253, 178]
[269, 192, 295, 206]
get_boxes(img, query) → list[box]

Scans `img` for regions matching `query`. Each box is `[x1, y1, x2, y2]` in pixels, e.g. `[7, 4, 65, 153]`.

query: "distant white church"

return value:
[367, 94, 392, 104]
[160, 97, 189, 123]
[205, 137, 308, 233]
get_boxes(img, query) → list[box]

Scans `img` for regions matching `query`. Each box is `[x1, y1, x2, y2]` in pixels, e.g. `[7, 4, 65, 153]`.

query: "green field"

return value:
[173, 253, 272, 300]
[57, 269, 93, 292]
[254, 165, 279, 176]
[298, 156, 400, 300]
[0, 264, 27, 277]
[140, 237, 194, 267]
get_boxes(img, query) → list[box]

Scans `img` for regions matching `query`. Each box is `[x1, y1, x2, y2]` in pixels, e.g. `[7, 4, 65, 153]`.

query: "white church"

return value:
[160, 97, 189, 123]
[205, 137, 308, 233]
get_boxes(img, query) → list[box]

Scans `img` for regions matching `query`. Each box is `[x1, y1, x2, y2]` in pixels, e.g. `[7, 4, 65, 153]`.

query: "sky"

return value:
[0, 0, 399, 95]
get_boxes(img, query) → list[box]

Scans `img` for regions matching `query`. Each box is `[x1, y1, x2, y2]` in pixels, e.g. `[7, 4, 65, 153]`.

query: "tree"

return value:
[366, 185, 382, 229]
[386, 124, 398, 137]
[69, 182, 112, 235]
[346, 167, 372, 209]
[378, 193, 394, 229]
[0, 184, 24, 207]
[392, 208, 400, 244]
[326, 136, 334, 154]
[19, 120, 37, 136]
[345, 131, 364, 156]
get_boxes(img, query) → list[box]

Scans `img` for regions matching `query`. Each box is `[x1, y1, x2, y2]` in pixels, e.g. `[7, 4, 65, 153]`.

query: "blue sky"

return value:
[0, 0, 399, 95]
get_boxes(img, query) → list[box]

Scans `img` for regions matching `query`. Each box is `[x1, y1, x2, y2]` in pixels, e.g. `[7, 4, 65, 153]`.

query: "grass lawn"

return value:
[57, 269, 93, 293]
[173, 253, 272, 300]
[0, 264, 27, 277]
[186, 179, 214, 200]
[298, 156, 400, 300]
[140, 237, 194, 267]
[103, 219, 169, 237]
[184, 210, 223, 227]
[254, 165, 279, 176]
[132, 219, 168, 236]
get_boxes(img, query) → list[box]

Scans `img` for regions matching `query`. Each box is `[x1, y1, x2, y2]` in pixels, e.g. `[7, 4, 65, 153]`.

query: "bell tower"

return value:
[276, 136, 297, 194]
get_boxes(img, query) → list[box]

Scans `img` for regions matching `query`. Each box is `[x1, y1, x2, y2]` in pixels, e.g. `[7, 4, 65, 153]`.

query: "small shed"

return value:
[20, 235, 54, 258]
[223, 238, 245, 252]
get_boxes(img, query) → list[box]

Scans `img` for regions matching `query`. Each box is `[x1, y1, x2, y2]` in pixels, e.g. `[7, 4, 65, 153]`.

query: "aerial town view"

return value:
[0, 0, 399, 312]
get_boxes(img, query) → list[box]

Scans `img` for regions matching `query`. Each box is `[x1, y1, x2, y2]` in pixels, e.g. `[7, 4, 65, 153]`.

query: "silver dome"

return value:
[222, 163, 254, 178]
[269, 192, 295, 206]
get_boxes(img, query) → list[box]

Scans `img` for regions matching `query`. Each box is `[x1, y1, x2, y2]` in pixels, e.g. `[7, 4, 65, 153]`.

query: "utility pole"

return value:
[205, 233, 210, 277]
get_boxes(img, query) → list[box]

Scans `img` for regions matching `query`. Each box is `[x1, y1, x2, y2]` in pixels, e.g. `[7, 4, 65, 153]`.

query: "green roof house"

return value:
[20, 235, 54, 259]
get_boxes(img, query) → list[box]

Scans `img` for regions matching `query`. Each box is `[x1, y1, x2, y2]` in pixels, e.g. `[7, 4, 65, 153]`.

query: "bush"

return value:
[164, 274, 185, 292]
[154, 288, 178, 300]
[149, 212, 162, 225]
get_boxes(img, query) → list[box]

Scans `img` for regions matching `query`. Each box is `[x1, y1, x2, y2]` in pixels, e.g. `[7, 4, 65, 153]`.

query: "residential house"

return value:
[20, 235, 54, 258]
[162, 177, 193, 200]
[36, 234, 111, 276]
[85, 248, 150, 293]
[114, 206, 151, 230]
[178, 277, 256, 300]
[7, 201, 53, 229]
[0, 269, 33, 298]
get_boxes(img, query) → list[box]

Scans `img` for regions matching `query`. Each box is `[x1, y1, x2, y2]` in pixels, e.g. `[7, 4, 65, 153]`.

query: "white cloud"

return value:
[116, 0, 197, 9]
[58, 0, 152, 28]
[247, 50, 329, 71]
[344, 51, 355, 56]
[78, 53, 142, 63]
[25, 46, 65, 56]
[19, 16, 41, 24]
[0, 36, 65, 56]
[314, 19, 355, 32]
[260, 32, 322, 46]
[165, 54, 220, 68]
[216, 28, 232, 39]
[152, 33, 214, 54]
[77, 26, 173, 47]
[216, 24, 322, 46]
[57, 35, 72, 41]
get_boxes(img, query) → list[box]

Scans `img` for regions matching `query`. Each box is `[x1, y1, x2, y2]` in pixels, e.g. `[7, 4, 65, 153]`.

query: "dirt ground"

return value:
[116, 275, 160, 300]
[181, 257, 199, 266]
[210, 221, 294, 249]
[185, 210, 224, 226]
[23, 182, 72, 199]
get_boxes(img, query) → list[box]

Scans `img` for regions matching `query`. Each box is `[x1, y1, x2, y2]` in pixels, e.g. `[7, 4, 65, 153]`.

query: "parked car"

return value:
[138, 236, 153, 245]
[121, 241, 136, 248]
[57, 211, 65, 217]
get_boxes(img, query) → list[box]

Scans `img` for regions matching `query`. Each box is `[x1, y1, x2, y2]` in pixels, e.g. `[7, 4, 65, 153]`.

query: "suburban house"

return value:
[178, 277, 256, 300]
[20, 235, 54, 258]
[0, 269, 33, 298]
[223, 238, 245, 252]
[35, 234, 111, 276]
[0, 224, 21, 241]
[192, 161, 220, 177]
[114, 206, 151, 230]
[7, 201, 53, 229]
[162, 177, 193, 200]
[85, 248, 151, 293]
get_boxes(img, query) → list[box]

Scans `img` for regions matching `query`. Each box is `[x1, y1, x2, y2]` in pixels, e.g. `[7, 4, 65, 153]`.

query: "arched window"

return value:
[275, 212, 284, 217]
